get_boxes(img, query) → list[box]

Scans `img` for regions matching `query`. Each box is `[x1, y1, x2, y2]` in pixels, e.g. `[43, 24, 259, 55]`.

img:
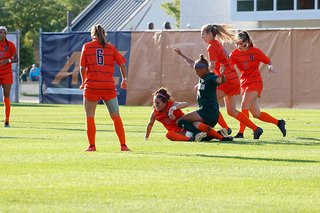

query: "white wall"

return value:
[135, 0, 177, 30]
[180, 0, 258, 30]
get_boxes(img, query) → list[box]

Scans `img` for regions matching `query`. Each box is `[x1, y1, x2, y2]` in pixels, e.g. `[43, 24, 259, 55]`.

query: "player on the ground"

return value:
[174, 54, 233, 141]
[0, 26, 19, 127]
[145, 87, 208, 142]
[230, 31, 286, 138]
[79, 24, 131, 151]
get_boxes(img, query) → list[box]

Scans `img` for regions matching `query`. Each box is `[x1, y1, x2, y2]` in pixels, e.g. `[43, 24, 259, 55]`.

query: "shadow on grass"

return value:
[194, 154, 319, 163]
[200, 139, 320, 146]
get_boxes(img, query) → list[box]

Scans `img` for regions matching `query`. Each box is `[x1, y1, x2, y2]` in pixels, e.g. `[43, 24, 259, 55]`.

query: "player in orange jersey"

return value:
[174, 24, 263, 139]
[0, 26, 19, 127]
[230, 31, 286, 138]
[145, 87, 209, 142]
[80, 24, 130, 151]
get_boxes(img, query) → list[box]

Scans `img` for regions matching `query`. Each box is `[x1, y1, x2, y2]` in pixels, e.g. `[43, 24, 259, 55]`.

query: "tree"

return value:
[0, 0, 92, 72]
[160, 0, 180, 29]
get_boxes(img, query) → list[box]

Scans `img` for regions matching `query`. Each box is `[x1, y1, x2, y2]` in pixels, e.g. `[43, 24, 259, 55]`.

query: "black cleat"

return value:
[253, 127, 263, 139]
[234, 133, 244, 138]
[277, 119, 286, 137]
[221, 136, 233, 141]
[4, 122, 10, 127]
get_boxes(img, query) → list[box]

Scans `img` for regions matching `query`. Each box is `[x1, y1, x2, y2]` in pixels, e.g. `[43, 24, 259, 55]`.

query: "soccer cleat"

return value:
[227, 128, 232, 135]
[121, 144, 131, 151]
[253, 127, 263, 139]
[221, 136, 233, 141]
[217, 128, 228, 137]
[83, 146, 96, 151]
[4, 122, 10, 127]
[194, 132, 207, 142]
[277, 119, 286, 137]
[234, 133, 244, 138]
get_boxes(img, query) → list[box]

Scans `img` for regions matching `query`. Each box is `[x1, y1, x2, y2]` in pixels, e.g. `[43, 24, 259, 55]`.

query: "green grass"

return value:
[0, 103, 319, 212]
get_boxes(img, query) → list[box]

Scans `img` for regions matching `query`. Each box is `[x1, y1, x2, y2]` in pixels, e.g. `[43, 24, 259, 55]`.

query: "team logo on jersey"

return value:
[199, 84, 205, 90]
[4, 46, 8, 52]
[0, 51, 4, 58]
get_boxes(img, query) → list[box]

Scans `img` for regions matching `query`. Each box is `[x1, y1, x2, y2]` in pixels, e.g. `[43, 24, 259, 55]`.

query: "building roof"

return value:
[63, 0, 154, 32]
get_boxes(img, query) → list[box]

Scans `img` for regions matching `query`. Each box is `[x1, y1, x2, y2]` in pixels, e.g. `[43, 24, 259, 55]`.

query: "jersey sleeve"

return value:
[9, 41, 17, 57]
[207, 44, 219, 62]
[257, 48, 270, 64]
[113, 47, 127, 66]
[80, 45, 87, 67]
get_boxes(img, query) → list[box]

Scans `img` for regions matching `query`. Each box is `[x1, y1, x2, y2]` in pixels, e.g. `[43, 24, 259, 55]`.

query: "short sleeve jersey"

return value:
[207, 39, 239, 82]
[197, 72, 219, 110]
[230, 46, 270, 87]
[154, 100, 185, 133]
[0, 40, 17, 75]
[80, 40, 126, 90]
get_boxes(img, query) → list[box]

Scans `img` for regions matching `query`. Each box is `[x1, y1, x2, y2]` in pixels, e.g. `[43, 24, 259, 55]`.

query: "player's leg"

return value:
[104, 98, 131, 151]
[250, 101, 286, 137]
[166, 131, 193, 141]
[83, 98, 98, 151]
[216, 90, 231, 133]
[240, 91, 263, 139]
[2, 83, 12, 127]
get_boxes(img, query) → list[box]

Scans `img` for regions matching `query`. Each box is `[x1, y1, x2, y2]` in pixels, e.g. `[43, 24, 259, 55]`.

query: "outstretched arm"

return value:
[174, 48, 195, 69]
[145, 111, 156, 140]
[268, 60, 277, 75]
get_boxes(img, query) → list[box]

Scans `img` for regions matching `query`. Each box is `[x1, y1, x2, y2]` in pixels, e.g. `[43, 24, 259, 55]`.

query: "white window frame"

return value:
[231, 0, 320, 21]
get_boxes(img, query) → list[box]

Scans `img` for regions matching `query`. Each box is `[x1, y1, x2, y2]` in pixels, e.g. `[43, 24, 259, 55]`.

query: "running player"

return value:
[174, 24, 263, 139]
[145, 87, 208, 142]
[0, 26, 19, 127]
[230, 31, 286, 138]
[80, 24, 131, 151]
[174, 54, 233, 141]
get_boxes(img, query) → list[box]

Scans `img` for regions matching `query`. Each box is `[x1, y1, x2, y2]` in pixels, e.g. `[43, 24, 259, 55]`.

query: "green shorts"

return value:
[197, 105, 219, 127]
[103, 97, 119, 114]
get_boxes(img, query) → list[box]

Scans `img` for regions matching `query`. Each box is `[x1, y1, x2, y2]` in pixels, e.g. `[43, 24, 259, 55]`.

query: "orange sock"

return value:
[238, 109, 249, 133]
[198, 123, 223, 140]
[258, 112, 278, 125]
[112, 116, 126, 145]
[236, 111, 258, 131]
[86, 117, 96, 146]
[166, 131, 190, 141]
[4, 98, 10, 123]
[218, 111, 229, 130]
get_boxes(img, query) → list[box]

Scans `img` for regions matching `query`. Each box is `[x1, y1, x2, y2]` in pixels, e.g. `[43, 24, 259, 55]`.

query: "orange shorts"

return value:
[241, 83, 263, 98]
[217, 78, 241, 96]
[83, 87, 117, 101]
[0, 72, 13, 84]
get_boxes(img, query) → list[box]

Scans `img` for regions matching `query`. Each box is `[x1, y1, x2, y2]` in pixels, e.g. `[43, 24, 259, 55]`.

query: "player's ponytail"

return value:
[91, 24, 107, 48]
[201, 24, 236, 44]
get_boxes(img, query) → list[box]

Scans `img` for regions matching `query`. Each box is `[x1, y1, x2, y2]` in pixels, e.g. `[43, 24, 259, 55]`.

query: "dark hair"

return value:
[237, 31, 254, 47]
[91, 24, 107, 48]
[152, 87, 172, 103]
[201, 24, 236, 44]
[195, 54, 209, 66]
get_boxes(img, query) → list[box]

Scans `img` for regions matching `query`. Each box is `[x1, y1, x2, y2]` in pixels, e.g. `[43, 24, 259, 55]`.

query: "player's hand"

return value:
[79, 84, 84, 90]
[168, 107, 175, 120]
[194, 84, 198, 91]
[121, 80, 127, 89]
[174, 48, 182, 56]
[269, 67, 278, 75]
[220, 64, 226, 74]
[0, 59, 9, 66]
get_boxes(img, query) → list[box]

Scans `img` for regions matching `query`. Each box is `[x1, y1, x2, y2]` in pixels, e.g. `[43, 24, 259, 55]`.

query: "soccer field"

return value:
[1, 103, 319, 212]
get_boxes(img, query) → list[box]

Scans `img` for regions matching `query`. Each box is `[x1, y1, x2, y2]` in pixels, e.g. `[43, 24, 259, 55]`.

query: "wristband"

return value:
[124, 77, 127, 81]
[8, 59, 11, 63]
[172, 106, 177, 110]
[269, 65, 273, 68]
